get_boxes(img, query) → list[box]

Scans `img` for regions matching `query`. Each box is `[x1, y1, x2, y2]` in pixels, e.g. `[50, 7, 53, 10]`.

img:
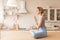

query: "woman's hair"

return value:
[37, 7, 44, 13]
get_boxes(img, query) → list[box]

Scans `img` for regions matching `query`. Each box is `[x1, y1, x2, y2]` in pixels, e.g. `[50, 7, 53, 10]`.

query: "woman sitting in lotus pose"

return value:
[30, 7, 47, 39]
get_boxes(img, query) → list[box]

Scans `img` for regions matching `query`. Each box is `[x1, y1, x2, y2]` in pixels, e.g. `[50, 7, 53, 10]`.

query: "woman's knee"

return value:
[32, 34, 38, 39]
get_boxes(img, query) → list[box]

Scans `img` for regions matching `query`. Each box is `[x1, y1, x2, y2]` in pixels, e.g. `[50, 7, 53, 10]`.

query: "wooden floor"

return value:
[0, 31, 60, 40]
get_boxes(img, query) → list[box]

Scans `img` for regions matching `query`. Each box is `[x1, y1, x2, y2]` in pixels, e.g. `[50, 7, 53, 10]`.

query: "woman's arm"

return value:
[34, 16, 38, 29]
[34, 16, 44, 29]
[37, 16, 44, 29]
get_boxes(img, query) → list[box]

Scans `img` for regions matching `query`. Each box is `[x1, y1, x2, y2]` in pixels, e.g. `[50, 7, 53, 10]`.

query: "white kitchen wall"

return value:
[0, 0, 4, 23]
[17, 14, 34, 28]
[0, 0, 60, 28]
[4, 16, 17, 28]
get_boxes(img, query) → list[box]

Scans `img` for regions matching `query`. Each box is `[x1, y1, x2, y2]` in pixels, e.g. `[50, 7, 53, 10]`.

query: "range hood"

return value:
[18, 0, 27, 14]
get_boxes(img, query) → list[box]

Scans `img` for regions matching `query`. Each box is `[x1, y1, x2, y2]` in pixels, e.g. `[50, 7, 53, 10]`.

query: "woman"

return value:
[30, 7, 47, 39]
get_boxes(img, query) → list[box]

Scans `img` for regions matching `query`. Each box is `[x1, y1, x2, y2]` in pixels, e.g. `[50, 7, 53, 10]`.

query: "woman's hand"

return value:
[36, 26, 40, 30]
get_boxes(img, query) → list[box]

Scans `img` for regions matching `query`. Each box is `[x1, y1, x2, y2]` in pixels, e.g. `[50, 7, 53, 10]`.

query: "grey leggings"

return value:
[30, 27, 47, 38]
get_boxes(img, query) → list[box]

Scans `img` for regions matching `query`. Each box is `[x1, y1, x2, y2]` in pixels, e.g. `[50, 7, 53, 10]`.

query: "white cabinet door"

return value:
[50, 9, 54, 20]
[57, 9, 60, 20]
[43, 9, 48, 20]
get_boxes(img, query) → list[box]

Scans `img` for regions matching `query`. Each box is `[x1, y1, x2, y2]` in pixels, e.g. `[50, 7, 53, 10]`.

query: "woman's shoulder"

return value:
[41, 15, 45, 20]
[33, 15, 44, 19]
[38, 15, 43, 18]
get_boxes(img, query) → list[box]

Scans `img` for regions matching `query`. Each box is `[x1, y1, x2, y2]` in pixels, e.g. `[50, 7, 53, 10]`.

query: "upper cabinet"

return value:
[50, 9, 54, 20]
[43, 8, 60, 21]
[57, 9, 60, 20]
[43, 9, 48, 20]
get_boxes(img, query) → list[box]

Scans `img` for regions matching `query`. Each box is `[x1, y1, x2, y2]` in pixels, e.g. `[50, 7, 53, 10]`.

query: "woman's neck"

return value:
[37, 13, 42, 16]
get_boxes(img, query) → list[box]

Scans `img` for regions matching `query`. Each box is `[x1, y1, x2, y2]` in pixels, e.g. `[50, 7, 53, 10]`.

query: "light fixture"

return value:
[4, 0, 18, 15]
[4, 0, 27, 16]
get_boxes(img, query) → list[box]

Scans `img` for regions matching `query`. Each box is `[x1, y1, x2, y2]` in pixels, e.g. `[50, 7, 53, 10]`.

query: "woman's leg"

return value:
[30, 30, 37, 38]
[30, 30, 43, 38]
[30, 29, 47, 38]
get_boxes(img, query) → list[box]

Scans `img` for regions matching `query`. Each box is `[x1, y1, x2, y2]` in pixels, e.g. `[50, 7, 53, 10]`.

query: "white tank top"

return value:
[36, 15, 45, 27]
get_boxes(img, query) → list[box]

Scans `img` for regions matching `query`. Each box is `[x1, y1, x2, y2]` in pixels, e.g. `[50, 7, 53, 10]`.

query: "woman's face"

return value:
[36, 9, 41, 14]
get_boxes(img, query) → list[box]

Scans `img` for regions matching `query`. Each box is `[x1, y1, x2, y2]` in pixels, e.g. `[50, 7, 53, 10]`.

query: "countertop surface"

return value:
[0, 30, 60, 40]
